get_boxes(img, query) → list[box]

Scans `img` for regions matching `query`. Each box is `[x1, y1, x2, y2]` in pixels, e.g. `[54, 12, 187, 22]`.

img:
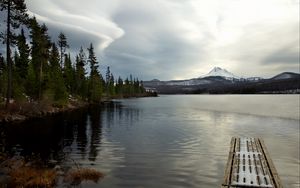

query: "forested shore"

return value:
[0, 0, 156, 123]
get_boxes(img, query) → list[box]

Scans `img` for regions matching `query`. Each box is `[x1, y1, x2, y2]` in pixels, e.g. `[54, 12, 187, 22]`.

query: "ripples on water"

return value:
[0, 95, 299, 187]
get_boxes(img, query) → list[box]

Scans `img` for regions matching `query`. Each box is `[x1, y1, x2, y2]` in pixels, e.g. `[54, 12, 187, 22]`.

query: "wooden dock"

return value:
[222, 137, 283, 188]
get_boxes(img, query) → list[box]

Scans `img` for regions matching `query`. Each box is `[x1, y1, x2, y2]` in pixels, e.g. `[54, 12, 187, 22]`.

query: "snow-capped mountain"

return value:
[144, 67, 300, 94]
[146, 67, 241, 87]
[201, 67, 240, 80]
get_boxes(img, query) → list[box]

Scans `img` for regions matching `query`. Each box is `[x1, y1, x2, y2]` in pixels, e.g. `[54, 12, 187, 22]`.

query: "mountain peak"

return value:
[209, 67, 227, 73]
[202, 67, 240, 79]
[209, 67, 223, 73]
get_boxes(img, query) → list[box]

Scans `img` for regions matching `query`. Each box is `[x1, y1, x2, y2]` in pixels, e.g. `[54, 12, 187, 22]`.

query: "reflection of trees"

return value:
[86, 101, 141, 161]
[0, 110, 81, 160]
[103, 101, 141, 129]
[121, 105, 140, 127]
[88, 106, 102, 161]
[75, 109, 88, 159]
[105, 102, 119, 128]
[1, 101, 141, 163]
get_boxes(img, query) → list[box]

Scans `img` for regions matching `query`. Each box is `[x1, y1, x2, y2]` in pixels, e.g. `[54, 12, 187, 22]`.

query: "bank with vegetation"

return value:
[0, 0, 156, 123]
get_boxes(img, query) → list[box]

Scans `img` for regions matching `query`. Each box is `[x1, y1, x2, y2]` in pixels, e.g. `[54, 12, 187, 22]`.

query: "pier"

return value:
[222, 137, 283, 188]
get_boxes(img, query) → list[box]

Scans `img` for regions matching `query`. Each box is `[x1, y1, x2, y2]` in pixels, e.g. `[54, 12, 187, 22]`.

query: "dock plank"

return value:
[258, 138, 283, 188]
[222, 137, 236, 187]
[222, 137, 283, 188]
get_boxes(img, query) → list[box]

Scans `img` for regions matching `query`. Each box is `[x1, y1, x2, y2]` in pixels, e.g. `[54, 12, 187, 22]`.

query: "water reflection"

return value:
[0, 105, 108, 162]
[0, 95, 299, 188]
[88, 106, 102, 161]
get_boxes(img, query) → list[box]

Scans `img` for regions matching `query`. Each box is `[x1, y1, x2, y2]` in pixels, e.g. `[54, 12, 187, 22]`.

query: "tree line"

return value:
[0, 0, 146, 107]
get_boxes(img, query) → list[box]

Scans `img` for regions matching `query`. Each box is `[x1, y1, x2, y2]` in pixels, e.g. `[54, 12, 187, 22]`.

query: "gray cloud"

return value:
[1, 0, 299, 80]
[26, 0, 124, 50]
[263, 44, 299, 65]
[211, 21, 299, 77]
[103, 0, 213, 80]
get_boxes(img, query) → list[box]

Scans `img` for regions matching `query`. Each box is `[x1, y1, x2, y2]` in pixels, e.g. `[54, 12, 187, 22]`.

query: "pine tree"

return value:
[99, 73, 105, 94]
[0, 0, 28, 106]
[124, 77, 130, 94]
[129, 74, 134, 94]
[15, 28, 30, 80]
[105, 66, 111, 95]
[12, 50, 26, 100]
[105, 66, 110, 84]
[87, 43, 102, 102]
[75, 47, 87, 99]
[0, 54, 5, 98]
[49, 42, 67, 103]
[29, 17, 51, 99]
[0, 52, 4, 76]
[116, 76, 123, 95]
[109, 72, 115, 95]
[63, 53, 75, 94]
[140, 80, 146, 93]
[134, 78, 140, 94]
[57, 32, 69, 68]
[0, 53, 4, 76]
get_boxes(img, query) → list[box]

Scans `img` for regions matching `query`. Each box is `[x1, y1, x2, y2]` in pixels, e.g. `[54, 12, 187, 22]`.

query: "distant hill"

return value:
[271, 72, 300, 80]
[144, 68, 300, 94]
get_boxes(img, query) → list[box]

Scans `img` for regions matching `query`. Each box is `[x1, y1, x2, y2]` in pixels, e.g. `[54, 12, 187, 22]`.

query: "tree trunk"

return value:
[38, 61, 43, 100]
[60, 46, 63, 68]
[5, 0, 11, 108]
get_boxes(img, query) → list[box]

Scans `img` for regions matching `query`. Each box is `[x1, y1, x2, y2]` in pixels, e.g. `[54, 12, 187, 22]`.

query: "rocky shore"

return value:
[0, 99, 88, 124]
[0, 92, 157, 124]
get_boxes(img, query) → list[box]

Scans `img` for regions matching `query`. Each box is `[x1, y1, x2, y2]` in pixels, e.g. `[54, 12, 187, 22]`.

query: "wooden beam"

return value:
[258, 138, 283, 188]
[222, 137, 236, 187]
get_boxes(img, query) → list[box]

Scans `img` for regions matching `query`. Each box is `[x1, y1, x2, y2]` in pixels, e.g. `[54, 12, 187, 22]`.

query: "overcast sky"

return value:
[23, 0, 300, 80]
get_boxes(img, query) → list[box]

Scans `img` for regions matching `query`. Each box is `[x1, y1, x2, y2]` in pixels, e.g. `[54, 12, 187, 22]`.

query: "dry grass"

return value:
[9, 166, 57, 188]
[0, 156, 104, 187]
[64, 168, 104, 185]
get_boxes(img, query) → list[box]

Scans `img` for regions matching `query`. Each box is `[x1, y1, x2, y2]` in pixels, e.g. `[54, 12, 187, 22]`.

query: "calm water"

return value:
[0, 95, 299, 187]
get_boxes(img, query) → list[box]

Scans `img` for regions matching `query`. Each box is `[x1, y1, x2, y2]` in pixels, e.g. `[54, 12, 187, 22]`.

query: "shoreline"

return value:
[0, 100, 89, 124]
[0, 92, 157, 124]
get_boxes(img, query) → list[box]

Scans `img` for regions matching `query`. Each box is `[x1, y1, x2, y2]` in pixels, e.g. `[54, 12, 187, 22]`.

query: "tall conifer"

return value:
[29, 18, 51, 99]
[57, 32, 69, 68]
[15, 28, 30, 80]
[75, 47, 87, 98]
[0, 0, 28, 106]
[87, 43, 102, 102]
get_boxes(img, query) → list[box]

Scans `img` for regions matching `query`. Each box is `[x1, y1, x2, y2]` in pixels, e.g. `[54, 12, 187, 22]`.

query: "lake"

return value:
[0, 95, 299, 187]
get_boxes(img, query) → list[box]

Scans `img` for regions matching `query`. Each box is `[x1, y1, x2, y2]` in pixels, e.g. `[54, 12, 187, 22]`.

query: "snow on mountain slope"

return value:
[145, 67, 240, 86]
[201, 67, 240, 80]
[165, 79, 212, 86]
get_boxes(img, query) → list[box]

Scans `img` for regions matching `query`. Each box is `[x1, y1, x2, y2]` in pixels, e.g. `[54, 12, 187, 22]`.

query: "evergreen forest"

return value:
[0, 0, 148, 109]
